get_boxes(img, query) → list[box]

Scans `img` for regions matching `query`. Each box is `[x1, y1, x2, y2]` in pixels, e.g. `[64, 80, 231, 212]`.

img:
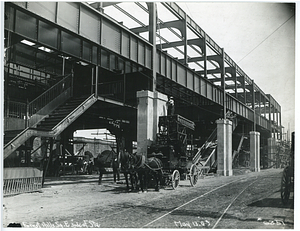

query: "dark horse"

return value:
[119, 151, 138, 191]
[130, 153, 163, 192]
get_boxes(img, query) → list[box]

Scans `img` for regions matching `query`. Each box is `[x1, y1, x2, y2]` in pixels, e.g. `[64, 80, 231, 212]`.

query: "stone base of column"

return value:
[136, 90, 168, 156]
[250, 131, 260, 172]
[268, 137, 277, 168]
[217, 170, 233, 176]
[216, 119, 233, 176]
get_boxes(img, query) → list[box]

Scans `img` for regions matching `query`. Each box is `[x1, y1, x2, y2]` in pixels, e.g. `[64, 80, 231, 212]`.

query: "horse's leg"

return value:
[139, 171, 144, 192]
[133, 172, 138, 190]
[130, 173, 135, 191]
[133, 172, 139, 191]
[155, 170, 162, 191]
[144, 170, 148, 192]
[154, 171, 158, 191]
[124, 172, 130, 191]
[159, 170, 163, 190]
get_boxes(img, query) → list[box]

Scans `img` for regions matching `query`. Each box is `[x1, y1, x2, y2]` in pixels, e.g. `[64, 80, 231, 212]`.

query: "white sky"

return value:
[177, 2, 296, 134]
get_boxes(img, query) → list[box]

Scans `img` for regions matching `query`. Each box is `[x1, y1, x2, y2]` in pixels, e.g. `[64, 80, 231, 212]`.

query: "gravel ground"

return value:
[2, 168, 294, 229]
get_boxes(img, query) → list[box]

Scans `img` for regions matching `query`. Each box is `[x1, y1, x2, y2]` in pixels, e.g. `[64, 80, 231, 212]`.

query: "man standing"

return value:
[166, 96, 175, 116]
[112, 156, 120, 183]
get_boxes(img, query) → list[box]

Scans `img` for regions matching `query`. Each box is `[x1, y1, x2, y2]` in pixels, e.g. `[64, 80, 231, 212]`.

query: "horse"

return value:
[119, 151, 138, 191]
[130, 153, 163, 192]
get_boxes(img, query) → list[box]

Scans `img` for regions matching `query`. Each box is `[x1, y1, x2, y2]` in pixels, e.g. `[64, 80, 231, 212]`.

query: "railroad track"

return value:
[92, 170, 287, 229]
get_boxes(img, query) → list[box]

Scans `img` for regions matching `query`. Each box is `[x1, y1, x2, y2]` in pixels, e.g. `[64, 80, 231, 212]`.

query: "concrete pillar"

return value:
[136, 90, 168, 156]
[250, 131, 260, 172]
[216, 119, 233, 176]
[267, 137, 277, 168]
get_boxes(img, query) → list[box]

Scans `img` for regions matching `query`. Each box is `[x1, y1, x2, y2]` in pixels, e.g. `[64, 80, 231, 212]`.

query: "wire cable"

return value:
[238, 14, 294, 64]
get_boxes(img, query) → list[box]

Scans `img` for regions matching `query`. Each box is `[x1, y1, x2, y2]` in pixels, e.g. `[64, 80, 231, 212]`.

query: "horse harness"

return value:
[134, 154, 162, 171]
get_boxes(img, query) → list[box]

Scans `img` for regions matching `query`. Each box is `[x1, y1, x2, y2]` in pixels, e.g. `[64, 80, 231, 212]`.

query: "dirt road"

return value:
[2, 168, 294, 229]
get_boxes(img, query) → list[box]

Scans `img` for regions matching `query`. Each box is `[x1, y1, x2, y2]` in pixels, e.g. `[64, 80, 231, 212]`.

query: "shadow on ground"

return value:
[248, 198, 294, 209]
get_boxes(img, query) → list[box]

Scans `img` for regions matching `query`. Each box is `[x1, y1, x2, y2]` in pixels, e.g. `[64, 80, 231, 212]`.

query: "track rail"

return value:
[142, 176, 247, 228]
[140, 172, 281, 228]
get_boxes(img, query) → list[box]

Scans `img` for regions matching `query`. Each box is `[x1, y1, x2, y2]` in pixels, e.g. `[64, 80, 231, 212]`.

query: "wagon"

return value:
[147, 114, 199, 189]
[280, 132, 294, 204]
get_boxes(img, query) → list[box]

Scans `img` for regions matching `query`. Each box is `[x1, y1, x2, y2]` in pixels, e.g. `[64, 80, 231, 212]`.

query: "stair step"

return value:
[36, 127, 53, 131]
[37, 123, 57, 128]
[55, 106, 78, 111]
[48, 114, 67, 119]
[51, 109, 69, 114]
[55, 106, 79, 112]
[36, 96, 88, 130]
[43, 117, 65, 122]
[38, 121, 59, 126]
[4, 130, 24, 145]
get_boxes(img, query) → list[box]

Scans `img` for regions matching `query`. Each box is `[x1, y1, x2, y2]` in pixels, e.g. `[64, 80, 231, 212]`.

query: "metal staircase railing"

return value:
[26, 74, 73, 127]
[192, 127, 217, 164]
[27, 74, 72, 118]
[232, 135, 247, 166]
[4, 74, 73, 130]
[193, 112, 239, 173]
[4, 100, 27, 119]
[51, 94, 97, 132]
[232, 135, 246, 161]
[4, 94, 97, 159]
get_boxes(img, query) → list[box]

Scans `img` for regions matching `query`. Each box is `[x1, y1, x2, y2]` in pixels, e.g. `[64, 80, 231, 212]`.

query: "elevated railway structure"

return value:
[3, 2, 282, 195]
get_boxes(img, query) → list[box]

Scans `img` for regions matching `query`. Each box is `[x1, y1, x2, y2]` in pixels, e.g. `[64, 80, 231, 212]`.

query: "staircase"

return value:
[37, 96, 90, 130]
[4, 130, 24, 146]
[232, 135, 247, 163]
[4, 94, 97, 159]
[192, 113, 239, 174]
[192, 128, 217, 174]
[3, 73, 99, 196]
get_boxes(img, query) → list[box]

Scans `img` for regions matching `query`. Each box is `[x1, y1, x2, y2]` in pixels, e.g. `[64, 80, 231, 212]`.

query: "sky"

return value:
[177, 2, 296, 135]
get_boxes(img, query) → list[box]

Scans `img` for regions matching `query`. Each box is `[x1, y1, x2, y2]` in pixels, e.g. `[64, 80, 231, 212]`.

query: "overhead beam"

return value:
[131, 19, 183, 36]
[89, 2, 121, 9]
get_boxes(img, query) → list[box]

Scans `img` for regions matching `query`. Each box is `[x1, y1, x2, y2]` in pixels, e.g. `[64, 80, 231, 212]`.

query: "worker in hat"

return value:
[166, 96, 175, 116]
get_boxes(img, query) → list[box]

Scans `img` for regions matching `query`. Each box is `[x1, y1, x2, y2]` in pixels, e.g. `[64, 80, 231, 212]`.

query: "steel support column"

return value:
[268, 97, 272, 136]
[203, 34, 207, 79]
[243, 76, 246, 104]
[234, 66, 237, 99]
[148, 2, 157, 92]
[221, 48, 226, 119]
[183, 12, 188, 66]
[252, 80, 256, 131]
[95, 66, 99, 97]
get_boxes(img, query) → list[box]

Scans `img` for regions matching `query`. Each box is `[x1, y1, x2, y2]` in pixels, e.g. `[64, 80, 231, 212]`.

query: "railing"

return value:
[3, 177, 42, 196]
[27, 74, 72, 117]
[3, 167, 43, 196]
[193, 127, 217, 164]
[98, 80, 124, 101]
[5, 63, 51, 86]
[4, 74, 72, 130]
[4, 100, 27, 119]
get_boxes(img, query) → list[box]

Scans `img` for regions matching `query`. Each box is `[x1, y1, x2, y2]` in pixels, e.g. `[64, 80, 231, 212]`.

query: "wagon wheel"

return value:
[171, 170, 180, 189]
[189, 164, 198, 187]
[281, 166, 292, 204]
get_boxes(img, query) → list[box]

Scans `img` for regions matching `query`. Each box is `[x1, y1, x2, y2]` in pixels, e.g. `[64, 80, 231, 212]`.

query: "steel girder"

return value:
[4, 2, 281, 134]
